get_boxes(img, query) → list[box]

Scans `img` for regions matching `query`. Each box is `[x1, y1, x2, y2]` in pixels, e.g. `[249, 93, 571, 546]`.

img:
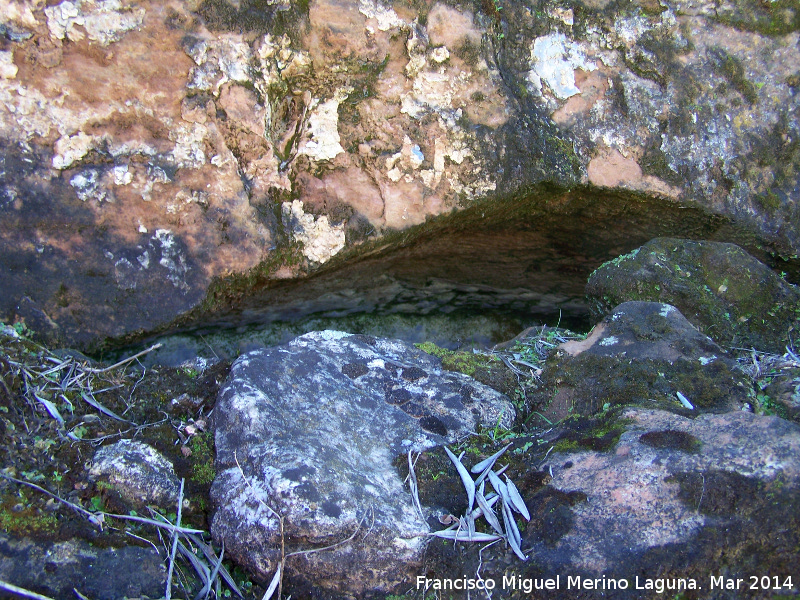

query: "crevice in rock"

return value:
[102, 184, 790, 366]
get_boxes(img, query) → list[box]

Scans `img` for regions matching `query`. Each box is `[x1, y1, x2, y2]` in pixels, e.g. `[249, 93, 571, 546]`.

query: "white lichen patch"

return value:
[0, 51, 17, 80]
[358, 0, 405, 31]
[281, 200, 346, 264]
[153, 229, 190, 291]
[599, 336, 619, 346]
[658, 304, 675, 317]
[70, 169, 110, 202]
[186, 36, 253, 95]
[255, 34, 311, 95]
[298, 90, 349, 162]
[45, 0, 145, 46]
[429, 46, 450, 64]
[385, 135, 426, 181]
[169, 123, 207, 169]
[527, 33, 597, 100]
[1, 0, 39, 29]
[113, 164, 132, 185]
[613, 14, 655, 47]
[52, 131, 99, 170]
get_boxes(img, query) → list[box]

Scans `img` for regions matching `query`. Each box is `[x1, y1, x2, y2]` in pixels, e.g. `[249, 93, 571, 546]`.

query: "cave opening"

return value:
[110, 185, 782, 366]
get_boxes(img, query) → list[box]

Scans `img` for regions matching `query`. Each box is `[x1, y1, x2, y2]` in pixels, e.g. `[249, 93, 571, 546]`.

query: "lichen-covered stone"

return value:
[0, 534, 166, 600]
[423, 408, 800, 599]
[533, 301, 749, 421]
[89, 439, 180, 508]
[210, 330, 514, 596]
[586, 238, 800, 353]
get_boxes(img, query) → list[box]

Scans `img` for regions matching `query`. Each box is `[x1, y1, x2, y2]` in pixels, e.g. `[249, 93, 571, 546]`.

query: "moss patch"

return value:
[0, 496, 59, 536]
[586, 238, 800, 353]
[712, 0, 800, 36]
[708, 47, 758, 105]
[189, 431, 216, 485]
[639, 429, 702, 453]
[415, 342, 519, 398]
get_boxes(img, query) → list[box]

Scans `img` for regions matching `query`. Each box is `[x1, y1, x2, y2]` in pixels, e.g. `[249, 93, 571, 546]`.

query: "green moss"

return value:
[595, 247, 641, 273]
[0, 500, 58, 535]
[455, 40, 481, 66]
[337, 55, 390, 125]
[755, 191, 783, 212]
[546, 410, 631, 454]
[542, 352, 739, 415]
[708, 46, 758, 104]
[189, 431, 216, 485]
[415, 342, 494, 377]
[552, 438, 580, 452]
[712, 0, 800, 36]
[639, 142, 683, 187]
[415, 341, 524, 403]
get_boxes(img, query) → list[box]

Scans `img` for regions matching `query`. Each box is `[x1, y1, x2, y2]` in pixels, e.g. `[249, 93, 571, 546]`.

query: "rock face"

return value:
[0, 534, 166, 600]
[533, 301, 749, 422]
[210, 330, 515, 596]
[421, 408, 800, 600]
[586, 238, 800, 353]
[1, 0, 799, 347]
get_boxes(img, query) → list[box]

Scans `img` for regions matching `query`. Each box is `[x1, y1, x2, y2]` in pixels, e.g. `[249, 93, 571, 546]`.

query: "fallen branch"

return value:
[84, 343, 163, 374]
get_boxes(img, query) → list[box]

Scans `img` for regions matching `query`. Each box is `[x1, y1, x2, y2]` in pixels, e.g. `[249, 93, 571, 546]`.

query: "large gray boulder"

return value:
[210, 331, 515, 597]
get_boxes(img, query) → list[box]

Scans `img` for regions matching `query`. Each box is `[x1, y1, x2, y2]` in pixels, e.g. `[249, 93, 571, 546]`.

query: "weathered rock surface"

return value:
[586, 238, 800, 353]
[210, 330, 515, 596]
[530, 301, 749, 422]
[0, 533, 166, 599]
[89, 439, 180, 508]
[763, 365, 800, 422]
[420, 408, 800, 600]
[1, 0, 799, 347]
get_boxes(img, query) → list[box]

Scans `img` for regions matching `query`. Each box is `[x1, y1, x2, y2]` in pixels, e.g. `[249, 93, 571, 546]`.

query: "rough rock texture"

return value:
[210, 330, 515, 596]
[586, 238, 800, 353]
[533, 301, 749, 421]
[421, 408, 800, 600]
[764, 366, 800, 421]
[89, 439, 180, 508]
[0, 533, 166, 600]
[1, 0, 799, 347]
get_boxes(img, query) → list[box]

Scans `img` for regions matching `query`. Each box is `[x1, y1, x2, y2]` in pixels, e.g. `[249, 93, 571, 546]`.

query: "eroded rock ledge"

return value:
[1, 0, 799, 347]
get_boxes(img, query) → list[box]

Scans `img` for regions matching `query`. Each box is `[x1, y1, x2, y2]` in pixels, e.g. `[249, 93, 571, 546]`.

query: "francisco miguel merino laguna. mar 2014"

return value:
[417, 574, 796, 593]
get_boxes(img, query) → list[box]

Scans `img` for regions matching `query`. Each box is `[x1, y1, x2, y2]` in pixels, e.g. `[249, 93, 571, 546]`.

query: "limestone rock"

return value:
[210, 330, 515, 596]
[423, 408, 800, 599]
[89, 439, 180, 508]
[2, 0, 800, 350]
[586, 238, 800, 353]
[0, 534, 166, 600]
[533, 301, 749, 421]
